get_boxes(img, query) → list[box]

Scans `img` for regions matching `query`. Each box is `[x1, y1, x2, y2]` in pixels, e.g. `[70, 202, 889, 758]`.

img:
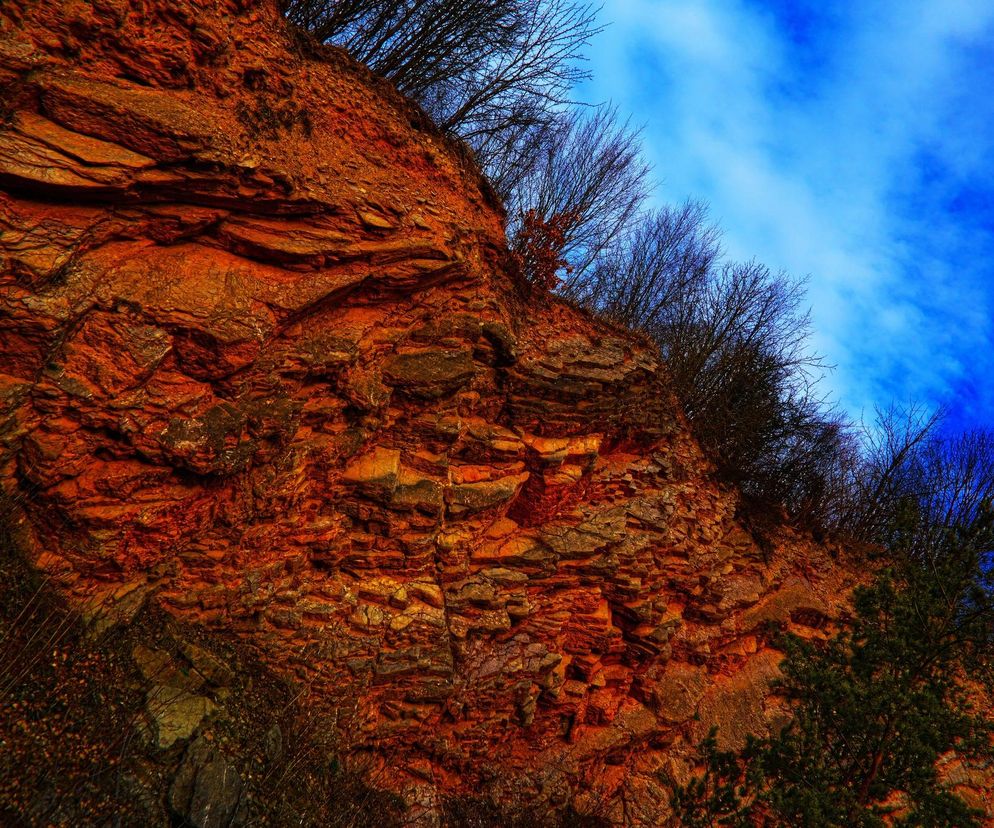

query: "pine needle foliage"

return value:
[668, 503, 994, 827]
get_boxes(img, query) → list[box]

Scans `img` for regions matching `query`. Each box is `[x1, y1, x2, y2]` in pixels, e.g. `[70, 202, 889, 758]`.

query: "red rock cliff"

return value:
[0, 0, 889, 822]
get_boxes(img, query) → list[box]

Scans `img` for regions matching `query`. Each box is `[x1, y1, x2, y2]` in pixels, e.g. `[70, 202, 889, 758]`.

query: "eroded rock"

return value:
[0, 0, 868, 823]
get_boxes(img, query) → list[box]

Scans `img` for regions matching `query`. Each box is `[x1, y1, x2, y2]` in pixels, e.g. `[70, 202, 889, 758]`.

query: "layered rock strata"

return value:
[0, 0, 930, 822]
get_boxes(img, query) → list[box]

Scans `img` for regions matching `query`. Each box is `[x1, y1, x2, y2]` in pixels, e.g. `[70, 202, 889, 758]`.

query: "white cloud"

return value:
[582, 0, 994, 426]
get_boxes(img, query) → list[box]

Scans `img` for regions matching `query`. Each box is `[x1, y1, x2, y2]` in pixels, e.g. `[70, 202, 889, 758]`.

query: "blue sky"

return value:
[579, 0, 994, 433]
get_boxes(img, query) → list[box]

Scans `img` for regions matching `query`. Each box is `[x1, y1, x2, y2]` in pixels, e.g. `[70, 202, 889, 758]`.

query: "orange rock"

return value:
[0, 0, 909, 822]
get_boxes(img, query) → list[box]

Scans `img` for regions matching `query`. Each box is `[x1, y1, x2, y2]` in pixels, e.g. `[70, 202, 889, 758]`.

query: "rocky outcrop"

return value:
[0, 1, 909, 823]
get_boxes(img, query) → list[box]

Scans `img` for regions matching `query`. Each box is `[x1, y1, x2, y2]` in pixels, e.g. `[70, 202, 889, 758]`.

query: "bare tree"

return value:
[917, 431, 994, 538]
[506, 106, 651, 286]
[644, 256, 842, 516]
[283, 0, 522, 97]
[828, 403, 942, 542]
[651, 260, 821, 422]
[773, 409, 860, 531]
[582, 200, 722, 319]
[882, 427, 994, 561]
[570, 201, 849, 521]
[474, 117, 554, 205]
[281, 0, 601, 182]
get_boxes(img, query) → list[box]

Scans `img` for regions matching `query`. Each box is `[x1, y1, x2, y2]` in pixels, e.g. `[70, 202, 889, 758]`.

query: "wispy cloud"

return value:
[582, 0, 994, 431]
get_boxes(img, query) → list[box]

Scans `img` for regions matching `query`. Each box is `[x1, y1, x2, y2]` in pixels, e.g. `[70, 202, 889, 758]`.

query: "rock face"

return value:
[0, 0, 878, 822]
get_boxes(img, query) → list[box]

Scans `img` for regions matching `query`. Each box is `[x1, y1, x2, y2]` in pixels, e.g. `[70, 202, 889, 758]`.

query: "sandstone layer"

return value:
[0, 1, 959, 823]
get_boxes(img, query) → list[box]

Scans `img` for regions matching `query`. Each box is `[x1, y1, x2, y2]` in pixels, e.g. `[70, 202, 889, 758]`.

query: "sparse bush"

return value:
[0, 516, 406, 827]
[759, 406, 858, 534]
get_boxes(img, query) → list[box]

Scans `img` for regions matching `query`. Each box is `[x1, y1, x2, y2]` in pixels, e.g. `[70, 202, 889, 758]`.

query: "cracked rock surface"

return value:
[0, 0, 939, 822]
